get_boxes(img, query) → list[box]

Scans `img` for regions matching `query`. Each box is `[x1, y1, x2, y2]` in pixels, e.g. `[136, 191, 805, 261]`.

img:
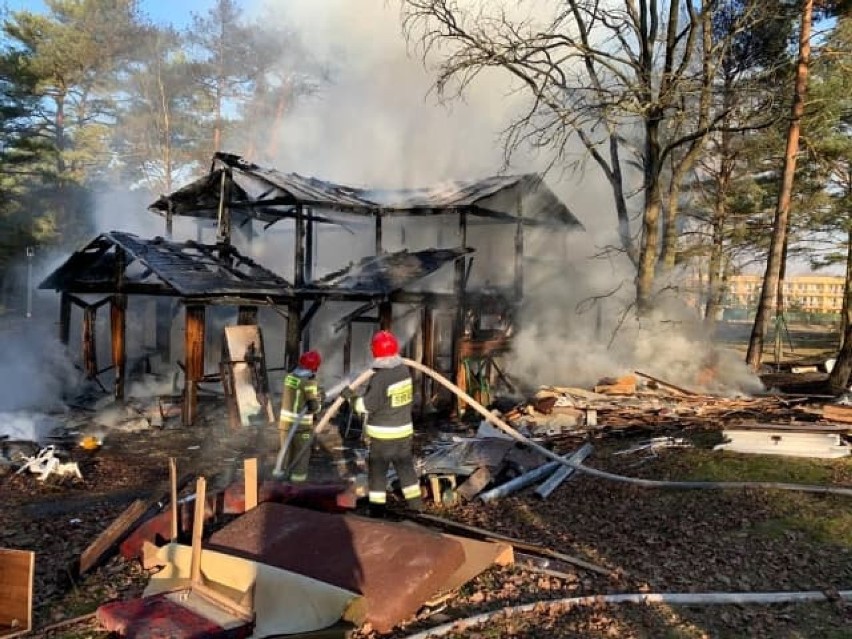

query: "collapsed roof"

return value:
[148, 152, 584, 229]
[40, 232, 470, 304]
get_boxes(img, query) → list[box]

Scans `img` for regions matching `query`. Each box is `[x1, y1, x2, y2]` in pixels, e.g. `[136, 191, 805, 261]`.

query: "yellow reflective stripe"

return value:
[365, 423, 413, 439]
[401, 483, 421, 499]
[386, 378, 413, 408]
[368, 491, 387, 504]
[353, 397, 366, 414]
[290, 473, 308, 482]
[285, 375, 301, 389]
[279, 409, 314, 426]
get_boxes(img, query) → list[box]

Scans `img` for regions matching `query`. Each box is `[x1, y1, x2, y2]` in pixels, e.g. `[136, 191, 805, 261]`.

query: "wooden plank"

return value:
[169, 458, 179, 541]
[78, 473, 195, 575]
[634, 370, 700, 396]
[821, 404, 852, 425]
[244, 458, 258, 511]
[78, 500, 149, 575]
[191, 581, 253, 622]
[456, 467, 492, 501]
[190, 477, 207, 585]
[0, 548, 34, 638]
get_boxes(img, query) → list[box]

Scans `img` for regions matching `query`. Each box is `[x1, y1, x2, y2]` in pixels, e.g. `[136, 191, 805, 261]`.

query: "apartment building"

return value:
[726, 274, 845, 313]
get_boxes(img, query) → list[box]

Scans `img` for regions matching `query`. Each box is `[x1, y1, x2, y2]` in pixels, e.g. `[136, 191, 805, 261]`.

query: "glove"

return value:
[340, 386, 355, 401]
[306, 399, 320, 414]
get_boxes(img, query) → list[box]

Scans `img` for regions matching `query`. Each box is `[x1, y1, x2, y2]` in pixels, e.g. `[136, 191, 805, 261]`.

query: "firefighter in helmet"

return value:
[278, 350, 322, 483]
[342, 331, 422, 517]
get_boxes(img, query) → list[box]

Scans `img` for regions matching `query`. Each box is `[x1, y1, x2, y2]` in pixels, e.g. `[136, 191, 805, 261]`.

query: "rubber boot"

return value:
[406, 496, 424, 513]
[368, 503, 387, 519]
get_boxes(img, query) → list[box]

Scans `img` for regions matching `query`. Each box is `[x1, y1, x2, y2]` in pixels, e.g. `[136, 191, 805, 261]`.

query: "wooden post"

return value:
[110, 294, 127, 400]
[182, 305, 206, 426]
[190, 477, 206, 584]
[294, 205, 305, 288]
[155, 298, 172, 363]
[514, 202, 524, 301]
[165, 200, 174, 239]
[285, 302, 302, 371]
[59, 293, 71, 346]
[343, 322, 352, 376]
[169, 457, 179, 541]
[237, 305, 258, 325]
[305, 210, 314, 284]
[216, 170, 231, 247]
[421, 306, 434, 416]
[451, 211, 468, 400]
[82, 306, 98, 379]
[379, 301, 392, 330]
[244, 458, 258, 511]
[375, 212, 383, 254]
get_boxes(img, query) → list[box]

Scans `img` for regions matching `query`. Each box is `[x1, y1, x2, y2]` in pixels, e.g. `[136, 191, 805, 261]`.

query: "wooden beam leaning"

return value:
[190, 477, 207, 585]
[169, 457, 179, 541]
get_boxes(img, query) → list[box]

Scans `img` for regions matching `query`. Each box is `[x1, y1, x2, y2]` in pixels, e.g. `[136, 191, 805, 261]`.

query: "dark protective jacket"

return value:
[279, 367, 320, 430]
[359, 358, 413, 440]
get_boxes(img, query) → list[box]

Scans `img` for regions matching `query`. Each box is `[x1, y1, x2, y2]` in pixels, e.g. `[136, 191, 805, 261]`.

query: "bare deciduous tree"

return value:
[402, 0, 780, 313]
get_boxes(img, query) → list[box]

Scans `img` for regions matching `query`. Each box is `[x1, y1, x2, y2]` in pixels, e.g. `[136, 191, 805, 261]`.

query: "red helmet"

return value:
[298, 350, 321, 372]
[371, 330, 399, 358]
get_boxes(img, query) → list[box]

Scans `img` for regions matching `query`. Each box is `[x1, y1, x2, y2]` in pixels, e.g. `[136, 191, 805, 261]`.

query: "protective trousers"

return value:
[367, 435, 422, 512]
[279, 427, 312, 483]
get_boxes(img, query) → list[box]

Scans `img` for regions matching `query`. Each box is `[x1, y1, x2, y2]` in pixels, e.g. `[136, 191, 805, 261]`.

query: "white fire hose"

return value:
[400, 590, 852, 639]
[308, 358, 852, 498]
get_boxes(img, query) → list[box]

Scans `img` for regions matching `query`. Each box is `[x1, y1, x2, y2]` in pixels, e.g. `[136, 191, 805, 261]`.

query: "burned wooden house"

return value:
[40, 153, 582, 424]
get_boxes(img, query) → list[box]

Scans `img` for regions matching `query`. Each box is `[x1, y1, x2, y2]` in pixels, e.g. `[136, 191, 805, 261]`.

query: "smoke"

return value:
[0, 0, 760, 427]
[230, 0, 762, 395]
[0, 323, 80, 412]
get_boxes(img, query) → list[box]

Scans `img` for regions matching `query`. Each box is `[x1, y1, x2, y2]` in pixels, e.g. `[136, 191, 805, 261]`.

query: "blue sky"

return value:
[3, 0, 219, 27]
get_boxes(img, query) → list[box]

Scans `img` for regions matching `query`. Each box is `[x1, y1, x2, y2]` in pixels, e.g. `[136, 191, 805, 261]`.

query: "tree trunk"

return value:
[636, 117, 663, 315]
[828, 223, 852, 393]
[704, 199, 727, 326]
[745, 0, 813, 370]
[55, 92, 66, 175]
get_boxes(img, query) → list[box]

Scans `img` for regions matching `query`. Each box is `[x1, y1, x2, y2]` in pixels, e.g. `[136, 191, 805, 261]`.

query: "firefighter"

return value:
[342, 330, 422, 517]
[278, 350, 322, 483]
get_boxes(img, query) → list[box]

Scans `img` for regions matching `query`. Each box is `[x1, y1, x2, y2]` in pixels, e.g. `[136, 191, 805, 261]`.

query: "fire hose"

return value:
[304, 358, 852, 498]
[399, 590, 852, 639]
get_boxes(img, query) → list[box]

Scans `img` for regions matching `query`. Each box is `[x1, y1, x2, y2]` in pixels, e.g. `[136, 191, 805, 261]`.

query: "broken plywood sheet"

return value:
[223, 325, 273, 427]
[144, 543, 365, 637]
[715, 430, 851, 459]
[207, 503, 465, 633]
[0, 548, 34, 639]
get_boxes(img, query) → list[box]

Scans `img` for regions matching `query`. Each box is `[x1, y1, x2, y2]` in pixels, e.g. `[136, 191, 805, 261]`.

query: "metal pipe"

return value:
[534, 443, 593, 500]
[479, 455, 567, 503]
